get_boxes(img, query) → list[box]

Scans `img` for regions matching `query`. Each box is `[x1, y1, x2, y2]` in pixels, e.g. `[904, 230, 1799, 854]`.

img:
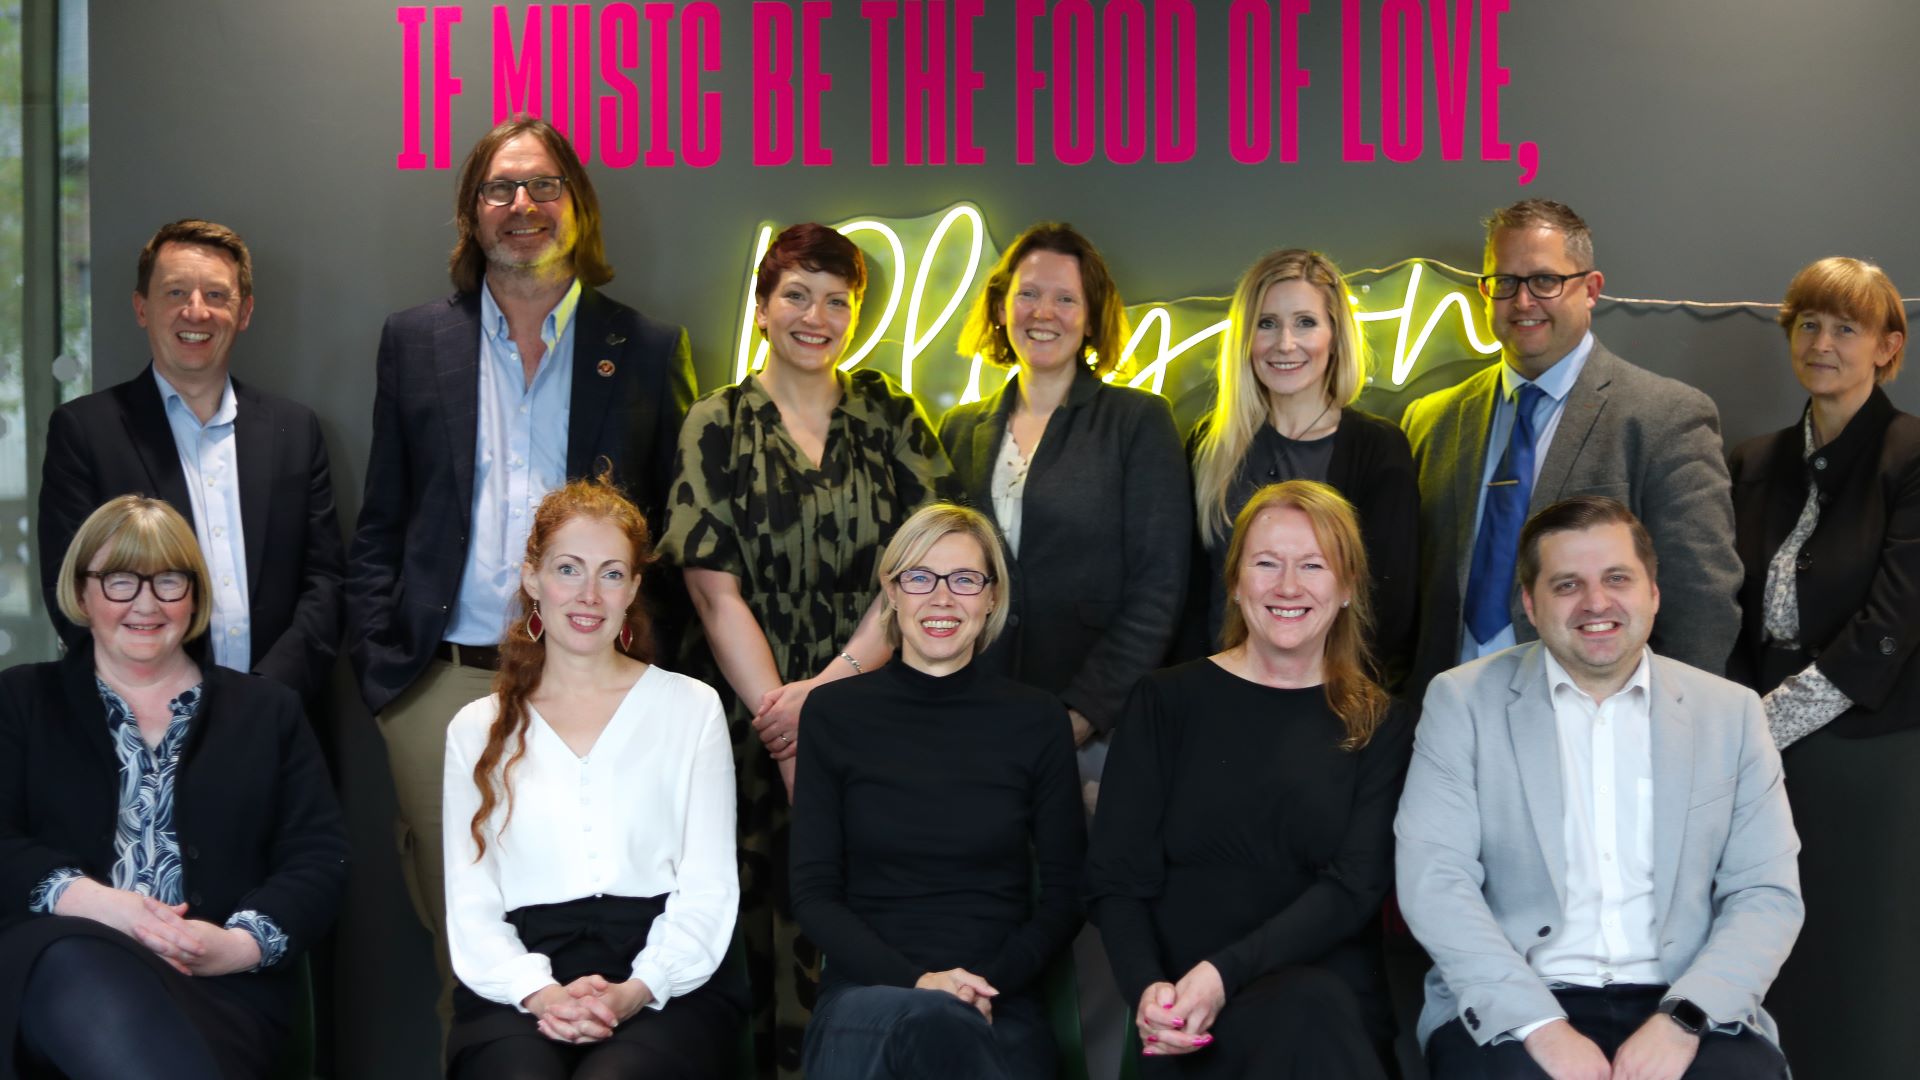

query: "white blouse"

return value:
[990, 427, 1038, 556]
[443, 665, 738, 1013]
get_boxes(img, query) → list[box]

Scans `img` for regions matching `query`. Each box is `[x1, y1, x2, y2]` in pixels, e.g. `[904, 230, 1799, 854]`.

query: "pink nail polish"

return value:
[1194, 1034, 1213, 1046]
[1145, 1033, 1157, 1043]
[1170, 1016, 1185, 1027]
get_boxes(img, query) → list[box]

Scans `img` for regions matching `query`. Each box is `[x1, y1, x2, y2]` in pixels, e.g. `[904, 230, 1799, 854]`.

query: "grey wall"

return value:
[85, 2, 1920, 1075]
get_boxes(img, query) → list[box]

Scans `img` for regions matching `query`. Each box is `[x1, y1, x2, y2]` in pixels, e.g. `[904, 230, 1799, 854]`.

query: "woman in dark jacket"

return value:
[0, 495, 347, 1079]
[1186, 249, 1417, 688]
[1728, 256, 1920, 1079]
[938, 222, 1191, 762]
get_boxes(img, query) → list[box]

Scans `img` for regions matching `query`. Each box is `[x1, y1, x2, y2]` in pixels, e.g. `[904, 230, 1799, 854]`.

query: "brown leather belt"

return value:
[435, 641, 503, 670]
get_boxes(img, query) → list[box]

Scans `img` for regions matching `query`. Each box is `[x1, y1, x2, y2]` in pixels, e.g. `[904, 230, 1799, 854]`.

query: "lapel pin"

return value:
[605, 333, 627, 346]
[597, 359, 616, 377]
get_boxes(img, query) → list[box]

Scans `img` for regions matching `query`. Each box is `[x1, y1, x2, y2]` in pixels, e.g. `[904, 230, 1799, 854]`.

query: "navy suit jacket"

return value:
[37, 368, 344, 702]
[346, 288, 694, 715]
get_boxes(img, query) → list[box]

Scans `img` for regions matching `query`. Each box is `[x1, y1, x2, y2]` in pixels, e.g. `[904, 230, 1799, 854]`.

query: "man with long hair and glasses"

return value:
[346, 117, 695, 1041]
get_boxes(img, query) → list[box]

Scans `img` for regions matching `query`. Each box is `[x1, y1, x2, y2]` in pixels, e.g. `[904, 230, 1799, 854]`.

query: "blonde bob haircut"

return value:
[956, 222, 1131, 378]
[877, 502, 1010, 656]
[1778, 256, 1908, 383]
[1219, 481, 1386, 750]
[1193, 249, 1368, 545]
[56, 495, 212, 641]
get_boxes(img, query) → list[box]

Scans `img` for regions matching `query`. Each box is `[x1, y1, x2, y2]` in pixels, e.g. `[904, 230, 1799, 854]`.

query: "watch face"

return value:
[1667, 998, 1708, 1033]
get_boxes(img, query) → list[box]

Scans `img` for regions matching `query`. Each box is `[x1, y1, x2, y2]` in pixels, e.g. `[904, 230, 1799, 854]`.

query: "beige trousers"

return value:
[377, 655, 496, 1043]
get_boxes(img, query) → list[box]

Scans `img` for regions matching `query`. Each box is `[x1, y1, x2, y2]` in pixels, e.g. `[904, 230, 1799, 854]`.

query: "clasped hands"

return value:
[1522, 1014, 1700, 1080]
[1137, 960, 1224, 1057]
[754, 678, 820, 802]
[917, 967, 999, 1023]
[56, 878, 259, 977]
[522, 975, 654, 1044]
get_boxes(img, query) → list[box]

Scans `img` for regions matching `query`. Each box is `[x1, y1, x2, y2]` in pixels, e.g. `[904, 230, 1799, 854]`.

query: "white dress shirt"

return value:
[443, 664, 738, 1012]
[445, 279, 579, 645]
[1512, 648, 1661, 1039]
[154, 369, 250, 670]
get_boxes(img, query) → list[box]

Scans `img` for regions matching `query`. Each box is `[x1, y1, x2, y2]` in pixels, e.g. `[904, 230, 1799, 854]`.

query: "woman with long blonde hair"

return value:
[1187, 249, 1418, 687]
[1088, 481, 1411, 1078]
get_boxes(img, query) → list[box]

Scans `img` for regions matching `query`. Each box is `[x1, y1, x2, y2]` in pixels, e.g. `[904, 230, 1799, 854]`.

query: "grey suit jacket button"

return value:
[1882, 636, 1898, 655]
[1813, 456, 1828, 470]
[1795, 551, 1813, 573]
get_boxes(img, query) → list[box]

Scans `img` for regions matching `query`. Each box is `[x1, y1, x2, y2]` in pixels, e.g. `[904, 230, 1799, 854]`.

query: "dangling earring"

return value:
[1341, 600, 1350, 608]
[619, 621, 634, 652]
[525, 601, 544, 641]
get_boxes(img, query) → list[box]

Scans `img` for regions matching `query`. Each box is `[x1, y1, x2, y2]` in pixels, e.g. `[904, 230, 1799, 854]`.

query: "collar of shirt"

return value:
[1542, 643, 1653, 713]
[480, 276, 582, 363]
[153, 367, 238, 431]
[1500, 330, 1594, 407]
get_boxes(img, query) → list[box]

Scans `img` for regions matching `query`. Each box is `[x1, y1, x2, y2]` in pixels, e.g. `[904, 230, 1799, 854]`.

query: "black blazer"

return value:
[0, 647, 348, 959]
[1728, 387, 1920, 738]
[37, 369, 344, 702]
[346, 288, 695, 715]
[937, 365, 1192, 734]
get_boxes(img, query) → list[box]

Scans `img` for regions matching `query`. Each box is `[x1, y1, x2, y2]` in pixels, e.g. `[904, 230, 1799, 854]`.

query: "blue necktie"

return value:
[1465, 383, 1549, 645]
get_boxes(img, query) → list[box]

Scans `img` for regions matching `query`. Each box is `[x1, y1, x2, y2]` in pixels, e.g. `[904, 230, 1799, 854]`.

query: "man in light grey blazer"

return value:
[1401, 199, 1739, 695]
[1397, 497, 1799, 1079]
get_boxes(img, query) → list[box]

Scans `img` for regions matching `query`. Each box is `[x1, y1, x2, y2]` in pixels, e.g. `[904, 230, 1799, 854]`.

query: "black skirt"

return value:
[0, 915, 289, 1079]
[446, 894, 748, 1077]
[1764, 723, 1920, 1080]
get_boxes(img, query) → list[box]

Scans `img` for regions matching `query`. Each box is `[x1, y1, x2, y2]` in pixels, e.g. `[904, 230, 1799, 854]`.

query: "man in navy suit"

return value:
[345, 117, 694, 1036]
[39, 218, 344, 703]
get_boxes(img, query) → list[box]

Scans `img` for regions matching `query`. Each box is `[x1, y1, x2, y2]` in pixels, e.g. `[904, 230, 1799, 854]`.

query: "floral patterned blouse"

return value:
[29, 679, 287, 969]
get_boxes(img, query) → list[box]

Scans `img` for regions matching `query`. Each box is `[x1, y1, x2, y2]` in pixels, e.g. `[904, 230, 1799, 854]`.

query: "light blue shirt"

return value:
[154, 368, 250, 671]
[1459, 331, 1595, 663]
[445, 279, 579, 645]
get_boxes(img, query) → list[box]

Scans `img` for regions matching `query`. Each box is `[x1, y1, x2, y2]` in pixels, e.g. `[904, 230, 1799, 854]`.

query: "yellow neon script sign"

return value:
[733, 204, 1500, 423]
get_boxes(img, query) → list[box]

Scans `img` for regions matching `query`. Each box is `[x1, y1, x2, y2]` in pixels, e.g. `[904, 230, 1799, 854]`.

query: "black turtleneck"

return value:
[789, 659, 1085, 996]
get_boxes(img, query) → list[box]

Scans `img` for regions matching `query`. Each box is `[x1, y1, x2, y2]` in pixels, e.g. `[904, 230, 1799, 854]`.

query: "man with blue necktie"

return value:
[1401, 199, 1740, 697]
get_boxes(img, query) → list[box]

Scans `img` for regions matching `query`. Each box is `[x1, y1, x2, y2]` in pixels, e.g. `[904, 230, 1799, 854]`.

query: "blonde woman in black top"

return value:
[1089, 481, 1410, 1077]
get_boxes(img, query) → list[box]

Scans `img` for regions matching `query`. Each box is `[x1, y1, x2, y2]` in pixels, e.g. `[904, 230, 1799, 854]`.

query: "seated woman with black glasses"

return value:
[0, 495, 347, 1079]
[791, 503, 1084, 1080]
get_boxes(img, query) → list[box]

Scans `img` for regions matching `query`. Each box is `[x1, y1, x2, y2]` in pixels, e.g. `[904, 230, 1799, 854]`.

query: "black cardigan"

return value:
[937, 365, 1193, 735]
[1182, 408, 1420, 689]
[0, 646, 349, 952]
[1728, 387, 1920, 738]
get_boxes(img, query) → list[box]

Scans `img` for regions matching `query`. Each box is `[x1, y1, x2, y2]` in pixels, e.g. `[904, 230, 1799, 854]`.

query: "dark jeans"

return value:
[1425, 984, 1788, 1079]
[802, 981, 1054, 1080]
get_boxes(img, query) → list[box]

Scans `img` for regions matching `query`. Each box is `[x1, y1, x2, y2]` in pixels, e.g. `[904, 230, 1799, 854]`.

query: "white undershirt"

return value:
[1511, 648, 1660, 1039]
[443, 665, 738, 1012]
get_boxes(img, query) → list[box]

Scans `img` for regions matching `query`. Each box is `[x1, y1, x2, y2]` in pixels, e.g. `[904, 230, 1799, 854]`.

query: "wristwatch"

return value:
[1659, 997, 1708, 1035]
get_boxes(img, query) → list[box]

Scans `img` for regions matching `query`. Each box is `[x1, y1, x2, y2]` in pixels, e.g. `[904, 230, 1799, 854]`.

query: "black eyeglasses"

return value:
[892, 569, 993, 596]
[478, 175, 567, 207]
[1477, 270, 1596, 300]
[86, 570, 194, 603]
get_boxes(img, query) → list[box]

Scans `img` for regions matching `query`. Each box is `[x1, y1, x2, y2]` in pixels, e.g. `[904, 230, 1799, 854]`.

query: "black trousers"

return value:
[1425, 984, 1787, 1080]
